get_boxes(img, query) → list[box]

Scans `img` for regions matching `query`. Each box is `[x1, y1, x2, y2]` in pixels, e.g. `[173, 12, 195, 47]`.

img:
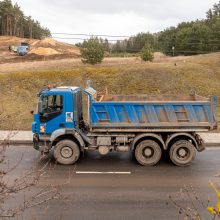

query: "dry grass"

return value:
[0, 53, 220, 130]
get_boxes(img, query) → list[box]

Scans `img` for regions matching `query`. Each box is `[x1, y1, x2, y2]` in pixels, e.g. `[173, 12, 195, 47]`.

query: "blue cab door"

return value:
[38, 91, 74, 134]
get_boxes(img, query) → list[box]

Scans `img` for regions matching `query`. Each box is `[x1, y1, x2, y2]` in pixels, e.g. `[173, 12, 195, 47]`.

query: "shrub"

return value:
[140, 44, 154, 62]
[80, 38, 104, 65]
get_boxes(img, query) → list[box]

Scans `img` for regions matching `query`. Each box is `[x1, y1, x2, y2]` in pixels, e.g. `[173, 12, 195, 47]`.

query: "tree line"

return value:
[158, 2, 220, 56]
[0, 0, 51, 39]
[78, 1, 220, 56]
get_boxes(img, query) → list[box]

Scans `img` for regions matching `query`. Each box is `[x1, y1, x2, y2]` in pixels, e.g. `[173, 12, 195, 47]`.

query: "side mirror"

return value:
[38, 101, 43, 114]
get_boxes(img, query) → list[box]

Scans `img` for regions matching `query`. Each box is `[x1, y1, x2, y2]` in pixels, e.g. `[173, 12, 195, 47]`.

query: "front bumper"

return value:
[33, 133, 40, 150]
[33, 133, 51, 153]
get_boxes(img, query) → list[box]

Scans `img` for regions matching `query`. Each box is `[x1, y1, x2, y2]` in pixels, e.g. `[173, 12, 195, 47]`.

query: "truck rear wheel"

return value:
[134, 140, 162, 166]
[169, 140, 196, 167]
[54, 139, 80, 165]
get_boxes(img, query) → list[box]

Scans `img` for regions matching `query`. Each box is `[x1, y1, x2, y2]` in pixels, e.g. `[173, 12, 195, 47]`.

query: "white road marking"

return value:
[76, 171, 131, 174]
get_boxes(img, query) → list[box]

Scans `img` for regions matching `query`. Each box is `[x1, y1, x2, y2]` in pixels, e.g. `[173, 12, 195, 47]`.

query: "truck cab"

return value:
[17, 45, 28, 56]
[33, 87, 83, 134]
[32, 86, 85, 156]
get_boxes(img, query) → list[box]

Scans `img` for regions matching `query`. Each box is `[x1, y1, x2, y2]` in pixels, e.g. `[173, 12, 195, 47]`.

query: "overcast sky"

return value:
[12, 0, 218, 43]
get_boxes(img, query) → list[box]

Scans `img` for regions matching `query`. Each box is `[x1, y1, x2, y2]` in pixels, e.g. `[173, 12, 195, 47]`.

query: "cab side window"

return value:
[42, 95, 63, 113]
[40, 95, 63, 122]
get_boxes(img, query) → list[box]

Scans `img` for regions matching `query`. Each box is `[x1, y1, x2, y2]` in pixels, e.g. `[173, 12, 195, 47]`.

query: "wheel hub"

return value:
[61, 146, 73, 158]
[178, 148, 187, 158]
[144, 147, 153, 157]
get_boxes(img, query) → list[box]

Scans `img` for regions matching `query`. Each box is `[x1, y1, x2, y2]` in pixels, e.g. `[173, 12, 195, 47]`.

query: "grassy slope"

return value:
[0, 53, 220, 130]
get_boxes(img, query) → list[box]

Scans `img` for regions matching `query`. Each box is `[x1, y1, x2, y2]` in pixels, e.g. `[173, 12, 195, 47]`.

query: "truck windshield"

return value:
[42, 95, 63, 113]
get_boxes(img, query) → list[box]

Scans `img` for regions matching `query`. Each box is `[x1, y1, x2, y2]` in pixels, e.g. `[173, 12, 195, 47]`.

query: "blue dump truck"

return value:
[17, 45, 28, 56]
[32, 86, 217, 166]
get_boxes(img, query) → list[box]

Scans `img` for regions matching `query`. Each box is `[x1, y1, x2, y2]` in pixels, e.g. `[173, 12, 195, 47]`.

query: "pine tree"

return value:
[0, 0, 51, 38]
[80, 38, 104, 65]
[140, 44, 154, 62]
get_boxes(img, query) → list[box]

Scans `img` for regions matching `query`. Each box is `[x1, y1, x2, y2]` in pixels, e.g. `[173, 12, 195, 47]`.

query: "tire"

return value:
[54, 139, 80, 165]
[134, 140, 162, 166]
[169, 140, 196, 167]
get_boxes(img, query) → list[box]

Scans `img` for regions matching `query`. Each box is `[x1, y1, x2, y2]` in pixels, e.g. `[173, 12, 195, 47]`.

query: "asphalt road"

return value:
[3, 145, 220, 220]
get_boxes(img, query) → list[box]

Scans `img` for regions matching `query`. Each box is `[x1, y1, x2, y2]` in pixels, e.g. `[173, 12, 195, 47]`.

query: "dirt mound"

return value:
[30, 40, 40, 46]
[153, 52, 168, 61]
[39, 38, 57, 46]
[0, 36, 80, 62]
[0, 36, 25, 43]
[29, 37, 80, 56]
[0, 36, 36, 46]
[30, 38, 57, 47]
[29, 47, 61, 56]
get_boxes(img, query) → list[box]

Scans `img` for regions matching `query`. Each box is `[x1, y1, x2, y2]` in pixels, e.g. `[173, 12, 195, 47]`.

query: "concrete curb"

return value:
[0, 140, 32, 145]
[0, 131, 32, 145]
[204, 143, 220, 147]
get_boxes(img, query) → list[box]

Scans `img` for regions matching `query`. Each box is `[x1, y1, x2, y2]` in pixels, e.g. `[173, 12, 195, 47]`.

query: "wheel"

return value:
[134, 140, 162, 166]
[54, 139, 80, 165]
[169, 140, 196, 167]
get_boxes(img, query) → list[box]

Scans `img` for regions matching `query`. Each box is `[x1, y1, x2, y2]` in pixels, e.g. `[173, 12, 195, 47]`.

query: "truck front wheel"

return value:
[169, 140, 196, 167]
[134, 140, 162, 166]
[54, 139, 80, 165]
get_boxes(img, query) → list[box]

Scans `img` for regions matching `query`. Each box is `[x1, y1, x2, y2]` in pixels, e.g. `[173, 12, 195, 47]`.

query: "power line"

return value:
[52, 36, 220, 46]
[51, 33, 220, 54]
[52, 36, 122, 42]
[52, 33, 131, 38]
[52, 32, 220, 42]
[52, 32, 220, 46]
[53, 37, 89, 41]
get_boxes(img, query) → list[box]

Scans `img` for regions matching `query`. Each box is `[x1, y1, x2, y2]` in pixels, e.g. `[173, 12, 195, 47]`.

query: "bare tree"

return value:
[169, 183, 220, 220]
[0, 108, 66, 218]
[207, 180, 220, 219]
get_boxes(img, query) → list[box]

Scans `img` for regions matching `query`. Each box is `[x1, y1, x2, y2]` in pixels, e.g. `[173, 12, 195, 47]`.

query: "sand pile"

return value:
[29, 37, 80, 56]
[0, 36, 80, 59]
[67, 48, 81, 56]
[30, 47, 61, 55]
[31, 38, 57, 47]
[0, 36, 28, 46]
[31, 40, 40, 46]
[0, 36, 37, 46]
[154, 52, 167, 59]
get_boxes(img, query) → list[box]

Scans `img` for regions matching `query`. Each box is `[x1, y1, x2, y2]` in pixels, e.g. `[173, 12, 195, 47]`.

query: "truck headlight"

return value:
[40, 125, 45, 133]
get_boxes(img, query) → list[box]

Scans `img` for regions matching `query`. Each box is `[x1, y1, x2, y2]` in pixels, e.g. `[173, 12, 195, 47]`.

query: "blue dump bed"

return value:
[88, 93, 217, 132]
